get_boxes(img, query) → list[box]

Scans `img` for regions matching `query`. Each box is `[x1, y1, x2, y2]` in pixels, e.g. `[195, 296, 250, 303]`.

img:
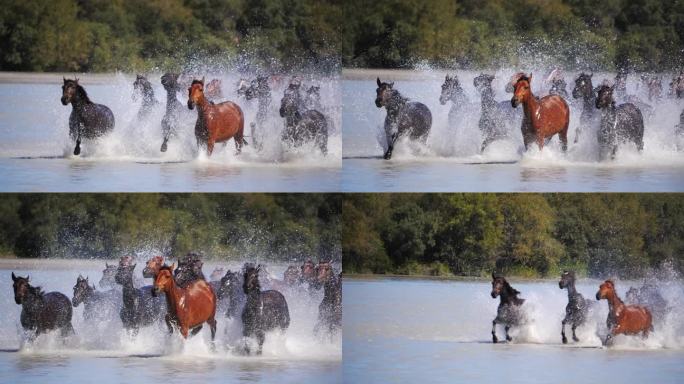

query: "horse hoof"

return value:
[160, 143, 167, 152]
[573, 336, 579, 342]
[73, 147, 81, 156]
[492, 336, 498, 343]
[562, 336, 568, 344]
[506, 336, 512, 342]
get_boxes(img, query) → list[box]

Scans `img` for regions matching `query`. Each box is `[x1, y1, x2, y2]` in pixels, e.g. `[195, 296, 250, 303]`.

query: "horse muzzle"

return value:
[491, 291, 498, 299]
[14, 296, 22, 305]
[375, 99, 382, 108]
[61, 97, 69, 106]
[511, 97, 520, 108]
[439, 96, 447, 105]
[595, 292, 602, 300]
[152, 287, 162, 297]
[187, 100, 194, 110]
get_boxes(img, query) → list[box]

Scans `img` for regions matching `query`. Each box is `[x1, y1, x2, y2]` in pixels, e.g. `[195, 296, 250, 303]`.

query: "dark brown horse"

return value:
[115, 258, 166, 335]
[160, 73, 183, 152]
[375, 77, 432, 159]
[217, 269, 246, 319]
[132, 74, 158, 120]
[12, 273, 74, 339]
[314, 260, 342, 336]
[61, 78, 115, 155]
[142, 255, 165, 278]
[99, 262, 118, 288]
[153, 264, 217, 340]
[558, 271, 590, 344]
[188, 78, 246, 156]
[242, 265, 290, 355]
[596, 280, 653, 346]
[491, 273, 525, 343]
[571, 73, 599, 143]
[512, 74, 570, 152]
[280, 80, 329, 154]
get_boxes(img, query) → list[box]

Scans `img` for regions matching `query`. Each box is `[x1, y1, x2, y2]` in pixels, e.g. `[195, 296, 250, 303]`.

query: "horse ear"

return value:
[256, 265, 261, 273]
[528, 73, 533, 83]
[201, 76, 205, 85]
[75, 78, 79, 84]
[27, 275, 30, 281]
[389, 82, 394, 88]
[63, 77, 67, 83]
[11, 272, 17, 282]
[377, 77, 382, 87]
[492, 272, 496, 279]
[589, 73, 593, 78]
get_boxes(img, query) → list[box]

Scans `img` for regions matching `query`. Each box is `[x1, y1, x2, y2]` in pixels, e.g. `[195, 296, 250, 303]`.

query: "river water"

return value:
[343, 277, 684, 383]
[0, 259, 341, 383]
[342, 70, 684, 192]
[0, 74, 341, 192]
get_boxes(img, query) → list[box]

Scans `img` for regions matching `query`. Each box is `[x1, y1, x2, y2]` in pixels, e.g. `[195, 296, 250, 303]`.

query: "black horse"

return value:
[558, 271, 590, 344]
[314, 261, 342, 337]
[242, 265, 290, 355]
[376, 78, 432, 159]
[439, 74, 468, 133]
[12, 272, 74, 339]
[549, 78, 569, 99]
[174, 252, 206, 287]
[72, 275, 121, 322]
[160, 73, 184, 152]
[571, 73, 600, 143]
[245, 75, 272, 151]
[595, 85, 645, 160]
[473, 74, 516, 152]
[61, 78, 115, 155]
[280, 81, 328, 154]
[491, 273, 525, 343]
[133, 74, 158, 120]
[216, 269, 246, 319]
[115, 261, 166, 335]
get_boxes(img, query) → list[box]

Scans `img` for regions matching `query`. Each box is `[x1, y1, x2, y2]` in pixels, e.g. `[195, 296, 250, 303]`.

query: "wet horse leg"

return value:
[504, 325, 512, 342]
[571, 322, 579, 342]
[492, 319, 499, 343]
[165, 313, 174, 334]
[256, 329, 265, 355]
[561, 319, 568, 344]
[560, 122, 569, 152]
[208, 316, 217, 342]
[190, 325, 203, 336]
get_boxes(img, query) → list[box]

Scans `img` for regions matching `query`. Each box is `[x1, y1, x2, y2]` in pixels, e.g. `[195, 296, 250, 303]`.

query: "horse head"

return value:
[11, 272, 32, 305]
[72, 275, 91, 307]
[153, 264, 175, 296]
[316, 259, 334, 286]
[596, 279, 616, 301]
[218, 269, 239, 298]
[511, 74, 532, 108]
[572, 73, 593, 100]
[300, 259, 316, 282]
[100, 263, 117, 288]
[161, 73, 181, 92]
[61, 78, 80, 106]
[559, 270, 576, 289]
[114, 262, 136, 286]
[187, 78, 205, 110]
[132, 74, 149, 101]
[440, 74, 462, 105]
[142, 255, 164, 278]
[491, 272, 506, 298]
[283, 265, 300, 286]
[243, 264, 262, 294]
[595, 85, 615, 109]
[375, 77, 395, 108]
[473, 73, 495, 94]
[210, 267, 225, 281]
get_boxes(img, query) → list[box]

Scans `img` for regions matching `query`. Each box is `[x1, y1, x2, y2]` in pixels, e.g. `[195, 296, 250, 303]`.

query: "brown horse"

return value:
[142, 255, 164, 278]
[596, 280, 653, 346]
[511, 74, 570, 151]
[188, 78, 246, 156]
[153, 264, 217, 340]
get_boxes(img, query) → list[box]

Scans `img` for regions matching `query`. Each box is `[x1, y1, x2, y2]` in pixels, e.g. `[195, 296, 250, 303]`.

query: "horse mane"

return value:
[66, 80, 92, 104]
[389, 89, 408, 104]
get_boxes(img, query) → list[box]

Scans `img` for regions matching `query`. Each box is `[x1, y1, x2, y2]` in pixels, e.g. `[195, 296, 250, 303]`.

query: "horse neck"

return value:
[166, 89, 178, 103]
[23, 288, 44, 309]
[324, 274, 339, 298]
[606, 290, 624, 313]
[582, 87, 595, 110]
[386, 92, 407, 114]
[72, 87, 92, 108]
[162, 279, 183, 312]
[500, 284, 521, 306]
[565, 281, 578, 300]
[480, 87, 495, 106]
[521, 91, 540, 121]
[143, 86, 156, 104]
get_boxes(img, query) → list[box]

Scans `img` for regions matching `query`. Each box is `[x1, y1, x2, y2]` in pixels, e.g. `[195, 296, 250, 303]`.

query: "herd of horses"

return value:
[61, 73, 329, 157]
[11, 254, 341, 355]
[490, 271, 668, 346]
[376, 70, 684, 160]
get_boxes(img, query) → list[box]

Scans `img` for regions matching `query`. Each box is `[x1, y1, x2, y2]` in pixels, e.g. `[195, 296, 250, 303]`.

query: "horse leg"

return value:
[208, 317, 217, 342]
[561, 319, 568, 344]
[504, 326, 512, 342]
[536, 132, 545, 151]
[234, 132, 243, 155]
[190, 324, 203, 336]
[180, 324, 189, 339]
[256, 330, 265, 355]
[560, 125, 569, 152]
[165, 313, 174, 334]
[207, 138, 215, 156]
[492, 320, 499, 343]
[571, 323, 579, 342]
[61, 322, 75, 338]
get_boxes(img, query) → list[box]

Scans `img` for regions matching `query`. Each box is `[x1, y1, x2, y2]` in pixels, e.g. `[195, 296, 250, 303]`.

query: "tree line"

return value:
[343, 194, 684, 278]
[0, 194, 341, 262]
[1, 0, 682, 72]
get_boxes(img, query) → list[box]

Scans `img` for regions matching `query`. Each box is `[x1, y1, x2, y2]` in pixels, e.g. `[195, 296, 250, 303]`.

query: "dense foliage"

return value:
[343, 194, 684, 278]
[0, 194, 341, 262]
[1, 0, 682, 72]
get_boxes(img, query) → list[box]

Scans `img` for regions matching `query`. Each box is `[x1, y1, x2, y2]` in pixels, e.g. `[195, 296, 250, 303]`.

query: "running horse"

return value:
[473, 74, 516, 151]
[280, 79, 329, 154]
[153, 264, 217, 340]
[490, 273, 525, 343]
[188, 78, 246, 156]
[595, 84, 644, 160]
[558, 271, 590, 344]
[205, 78, 223, 101]
[511, 74, 570, 152]
[72, 274, 121, 323]
[160, 73, 183, 152]
[571, 73, 599, 143]
[132, 74, 158, 119]
[596, 280, 653, 346]
[12, 272, 74, 339]
[375, 77, 432, 159]
[439, 74, 469, 134]
[314, 260, 342, 336]
[61, 78, 115, 155]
